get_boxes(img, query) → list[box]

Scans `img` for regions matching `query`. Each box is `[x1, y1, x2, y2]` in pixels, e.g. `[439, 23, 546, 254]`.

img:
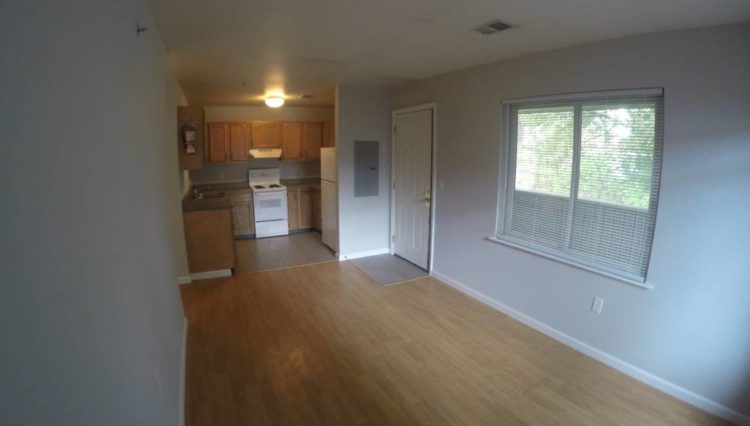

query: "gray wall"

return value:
[336, 85, 392, 257]
[0, 1, 186, 425]
[391, 24, 750, 417]
[165, 79, 191, 279]
[190, 160, 321, 184]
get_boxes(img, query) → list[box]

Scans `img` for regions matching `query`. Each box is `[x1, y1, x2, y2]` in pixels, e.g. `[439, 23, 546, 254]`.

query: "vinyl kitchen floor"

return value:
[234, 231, 336, 273]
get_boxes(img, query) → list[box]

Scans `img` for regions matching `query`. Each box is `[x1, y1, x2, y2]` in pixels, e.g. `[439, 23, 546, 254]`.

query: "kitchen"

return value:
[178, 103, 339, 279]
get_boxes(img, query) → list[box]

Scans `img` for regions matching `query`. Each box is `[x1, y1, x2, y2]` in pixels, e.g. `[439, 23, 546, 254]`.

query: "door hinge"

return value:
[393, 125, 397, 135]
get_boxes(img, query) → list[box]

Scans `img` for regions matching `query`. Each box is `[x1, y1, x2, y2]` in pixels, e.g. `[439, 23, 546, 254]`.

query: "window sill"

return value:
[486, 235, 653, 290]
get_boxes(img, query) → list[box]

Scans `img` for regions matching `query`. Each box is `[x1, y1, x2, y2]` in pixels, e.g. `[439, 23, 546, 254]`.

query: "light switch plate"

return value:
[591, 296, 604, 314]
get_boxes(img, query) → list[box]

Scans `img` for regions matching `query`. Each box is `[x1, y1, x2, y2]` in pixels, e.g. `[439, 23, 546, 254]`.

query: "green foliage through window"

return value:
[514, 102, 656, 209]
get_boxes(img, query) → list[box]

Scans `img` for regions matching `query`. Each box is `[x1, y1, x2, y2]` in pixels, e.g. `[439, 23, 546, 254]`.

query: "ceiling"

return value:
[147, 0, 750, 107]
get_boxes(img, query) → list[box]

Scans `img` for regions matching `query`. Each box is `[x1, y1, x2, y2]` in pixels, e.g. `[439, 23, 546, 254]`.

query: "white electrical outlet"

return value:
[591, 296, 604, 314]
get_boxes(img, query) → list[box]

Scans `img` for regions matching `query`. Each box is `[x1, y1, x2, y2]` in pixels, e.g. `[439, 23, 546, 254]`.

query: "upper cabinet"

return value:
[206, 122, 249, 163]
[206, 122, 229, 163]
[229, 123, 250, 161]
[322, 120, 336, 148]
[251, 122, 282, 148]
[302, 122, 322, 160]
[205, 120, 329, 163]
[281, 122, 303, 160]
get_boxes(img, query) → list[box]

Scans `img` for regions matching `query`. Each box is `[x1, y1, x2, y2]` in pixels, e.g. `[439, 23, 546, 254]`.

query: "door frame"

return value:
[390, 103, 437, 272]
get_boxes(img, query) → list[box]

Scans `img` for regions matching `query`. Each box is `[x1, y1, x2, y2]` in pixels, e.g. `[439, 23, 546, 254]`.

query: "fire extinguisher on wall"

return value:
[182, 121, 198, 155]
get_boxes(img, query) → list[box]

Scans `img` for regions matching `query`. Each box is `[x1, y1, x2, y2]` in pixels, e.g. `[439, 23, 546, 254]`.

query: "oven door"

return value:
[253, 191, 288, 222]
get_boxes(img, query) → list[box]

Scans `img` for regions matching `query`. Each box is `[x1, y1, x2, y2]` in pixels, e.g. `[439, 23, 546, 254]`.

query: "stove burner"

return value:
[269, 184, 281, 188]
[253, 185, 265, 189]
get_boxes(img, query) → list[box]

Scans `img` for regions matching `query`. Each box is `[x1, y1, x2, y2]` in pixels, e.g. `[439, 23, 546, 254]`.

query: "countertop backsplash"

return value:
[189, 159, 320, 184]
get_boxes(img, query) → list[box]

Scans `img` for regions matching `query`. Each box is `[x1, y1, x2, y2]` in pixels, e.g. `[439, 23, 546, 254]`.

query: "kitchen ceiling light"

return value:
[265, 96, 284, 108]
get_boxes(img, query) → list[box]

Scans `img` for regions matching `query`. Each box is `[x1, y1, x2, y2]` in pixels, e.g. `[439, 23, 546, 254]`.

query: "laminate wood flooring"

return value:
[180, 261, 729, 426]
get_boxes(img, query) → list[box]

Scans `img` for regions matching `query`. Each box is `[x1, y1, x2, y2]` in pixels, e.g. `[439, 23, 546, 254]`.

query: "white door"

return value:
[392, 109, 432, 269]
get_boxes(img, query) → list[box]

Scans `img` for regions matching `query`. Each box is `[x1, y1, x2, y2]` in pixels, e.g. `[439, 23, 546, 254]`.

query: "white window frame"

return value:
[490, 88, 664, 289]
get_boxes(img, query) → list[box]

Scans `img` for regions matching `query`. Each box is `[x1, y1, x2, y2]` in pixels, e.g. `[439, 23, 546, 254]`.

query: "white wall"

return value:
[0, 1, 186, 425]
[165, 79, 191, 279]
[391, 24, 750, 421]
[204, 105, 333, 122]
[336, 85, 392, 257]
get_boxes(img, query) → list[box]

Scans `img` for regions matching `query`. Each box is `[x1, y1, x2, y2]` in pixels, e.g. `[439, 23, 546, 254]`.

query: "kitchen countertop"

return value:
[182, 197, 232, 212]
[182, 182, 244, 212]
[281, 178, 320, 189]
[182, 178, 321, 212]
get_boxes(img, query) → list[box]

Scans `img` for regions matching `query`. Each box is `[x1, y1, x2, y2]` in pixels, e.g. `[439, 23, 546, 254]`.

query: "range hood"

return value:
[248, 148, 282, 159]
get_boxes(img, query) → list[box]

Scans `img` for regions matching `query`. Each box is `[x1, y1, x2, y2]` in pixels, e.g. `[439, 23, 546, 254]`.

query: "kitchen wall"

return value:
[336, 85, 392, 258]
[390, 24, 750, 421]
[188, 105, 335, 184]
[204, 105, 333, 122]
[190, 160, 320, 184]
[0, 1, 186, 425]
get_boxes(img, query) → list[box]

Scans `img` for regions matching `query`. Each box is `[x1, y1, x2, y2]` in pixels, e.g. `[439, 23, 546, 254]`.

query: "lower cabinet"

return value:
[287, 190, 300, 230]
[230, 193, 255, 237]
[312, 188, 322, 231]
[184, 209, 236, 273]
[287, 186, 317, 231]
[298, 189, 313, 229]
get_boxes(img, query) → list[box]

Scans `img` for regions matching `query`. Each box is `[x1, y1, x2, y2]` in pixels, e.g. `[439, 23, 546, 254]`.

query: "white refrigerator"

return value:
[320, 147, 339, 252]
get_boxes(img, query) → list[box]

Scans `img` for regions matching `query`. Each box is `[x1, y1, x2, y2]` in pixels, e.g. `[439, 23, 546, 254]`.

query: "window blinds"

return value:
[500, 92, 663, 283]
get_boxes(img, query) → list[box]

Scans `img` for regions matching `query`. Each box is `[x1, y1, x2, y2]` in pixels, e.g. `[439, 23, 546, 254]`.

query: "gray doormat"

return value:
[350, 254, 428, 286]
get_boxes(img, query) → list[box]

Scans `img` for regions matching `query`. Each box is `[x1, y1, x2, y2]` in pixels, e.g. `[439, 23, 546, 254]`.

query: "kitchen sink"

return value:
[196, 191, 225, 200]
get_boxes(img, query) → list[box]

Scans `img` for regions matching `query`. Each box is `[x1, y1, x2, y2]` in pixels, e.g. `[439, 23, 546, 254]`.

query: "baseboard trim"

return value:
[179, 317, 188, 426]
[188, 269, 232, 281]
[430, 270, 750, 426]
[177, 276, 192, 285]
[338, 247, 390, 261]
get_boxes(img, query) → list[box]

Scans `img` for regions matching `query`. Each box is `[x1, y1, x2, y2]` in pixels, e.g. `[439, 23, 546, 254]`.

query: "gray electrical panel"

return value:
[354, 140, 379, 197]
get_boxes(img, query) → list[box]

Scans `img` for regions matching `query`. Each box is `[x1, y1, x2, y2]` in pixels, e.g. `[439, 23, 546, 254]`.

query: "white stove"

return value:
[248, 168, 289, 238]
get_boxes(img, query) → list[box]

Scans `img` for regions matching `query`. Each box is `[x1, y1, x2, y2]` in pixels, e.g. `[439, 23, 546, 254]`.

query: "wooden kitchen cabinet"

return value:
[312, 187, 322, 231]
[251, 122, 282, 148]
[298, 189, 313, 229]
[230, 193, 254, 237]
[302, 122, 322, 159]
[287, 190, 300, 230]
[322, 120, 335, 148]
[228, 123, 250, 161]
[281, 122, 303, 160]
[206, 122, 229, 163]
[287, 187, 315, 231]
[184, 209, 236, 273]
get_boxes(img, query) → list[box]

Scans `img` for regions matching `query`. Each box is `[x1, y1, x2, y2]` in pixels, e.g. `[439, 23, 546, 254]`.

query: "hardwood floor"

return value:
[180, 261, 728, 426]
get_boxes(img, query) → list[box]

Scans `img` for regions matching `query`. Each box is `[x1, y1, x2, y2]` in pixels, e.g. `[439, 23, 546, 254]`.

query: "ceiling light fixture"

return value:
[265, 96, 285, 108]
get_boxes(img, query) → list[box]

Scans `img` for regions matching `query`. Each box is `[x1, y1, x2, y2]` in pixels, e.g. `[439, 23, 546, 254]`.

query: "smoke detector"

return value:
[475, 20, 512, 35]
